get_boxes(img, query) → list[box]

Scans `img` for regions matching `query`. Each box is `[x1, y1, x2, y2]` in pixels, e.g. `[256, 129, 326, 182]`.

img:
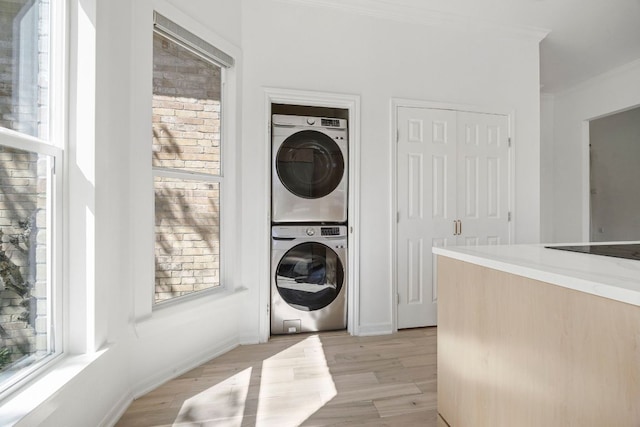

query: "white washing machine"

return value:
[272, 114, 348, 223]
[271, 224, 347, 334]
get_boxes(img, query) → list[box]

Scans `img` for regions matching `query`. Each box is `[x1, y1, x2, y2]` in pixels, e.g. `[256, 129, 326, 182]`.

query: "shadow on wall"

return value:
[152, 123, 221, 303]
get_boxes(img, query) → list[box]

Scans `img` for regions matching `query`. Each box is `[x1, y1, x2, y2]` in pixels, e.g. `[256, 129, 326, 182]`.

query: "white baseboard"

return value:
[356, 323, 394, 336]
[99, 335, 240, 426]
[99, 391, 134, 427]
[132, 335, 240, 400]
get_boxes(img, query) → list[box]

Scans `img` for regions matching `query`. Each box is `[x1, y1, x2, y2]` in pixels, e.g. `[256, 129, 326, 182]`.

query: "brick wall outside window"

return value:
[152, 32, 222, 303]
[0, 0, 50, 367]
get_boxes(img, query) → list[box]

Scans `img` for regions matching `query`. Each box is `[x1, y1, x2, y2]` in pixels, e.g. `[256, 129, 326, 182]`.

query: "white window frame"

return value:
[0, 0, 65, 399]
[145, 8, 238, 312]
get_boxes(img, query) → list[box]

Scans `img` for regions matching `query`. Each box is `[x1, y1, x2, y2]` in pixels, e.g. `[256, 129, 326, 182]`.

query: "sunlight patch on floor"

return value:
[173, 367, 252, 425]
[256, 335, 336, 426]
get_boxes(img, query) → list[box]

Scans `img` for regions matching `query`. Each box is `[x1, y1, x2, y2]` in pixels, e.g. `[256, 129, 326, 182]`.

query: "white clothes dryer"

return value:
[272, 114, 348, 223]
[271, 224, 347, 334]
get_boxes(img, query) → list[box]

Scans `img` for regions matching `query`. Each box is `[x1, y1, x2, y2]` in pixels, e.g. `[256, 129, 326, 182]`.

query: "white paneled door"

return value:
[396, 107, 510, 328]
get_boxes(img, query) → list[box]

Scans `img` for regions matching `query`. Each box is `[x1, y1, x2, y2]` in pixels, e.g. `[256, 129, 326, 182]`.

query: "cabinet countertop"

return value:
[432, 242, 640, 307]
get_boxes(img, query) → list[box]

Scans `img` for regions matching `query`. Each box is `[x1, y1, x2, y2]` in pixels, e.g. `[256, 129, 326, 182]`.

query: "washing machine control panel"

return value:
[271, 225, 347, 239]
[321, 118, 341, 127]
[321, 227, 340, 236]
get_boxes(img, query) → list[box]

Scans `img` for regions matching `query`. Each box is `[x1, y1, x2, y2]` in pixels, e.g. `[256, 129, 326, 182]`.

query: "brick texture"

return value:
[0, 0, 49, 138]
[0, 0, 50, 367]
[152, 32, 222, 303]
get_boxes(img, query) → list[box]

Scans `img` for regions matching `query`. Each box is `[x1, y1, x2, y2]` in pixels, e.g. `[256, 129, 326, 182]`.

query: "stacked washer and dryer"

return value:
[270, 114, 348, 334]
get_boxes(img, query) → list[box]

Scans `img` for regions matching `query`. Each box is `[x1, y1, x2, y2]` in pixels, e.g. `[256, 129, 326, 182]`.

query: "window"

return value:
[0, 0, 62, 394]
[152, 13, 234, 305]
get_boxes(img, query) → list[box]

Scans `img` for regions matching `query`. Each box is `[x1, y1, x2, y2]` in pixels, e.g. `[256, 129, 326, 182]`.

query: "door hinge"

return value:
[396, 128, 399, 143]
[397, 292, 400, 305]
[397, 211, 400, 223]
[508, 211, 512, 222]
[508, 137, 512, 148]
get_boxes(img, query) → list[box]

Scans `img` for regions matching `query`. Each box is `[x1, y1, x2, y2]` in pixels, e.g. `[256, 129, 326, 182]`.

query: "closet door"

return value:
[396, 107, 510, 329]
[456, 111, 510, 246]
[397, 107, 457, 329]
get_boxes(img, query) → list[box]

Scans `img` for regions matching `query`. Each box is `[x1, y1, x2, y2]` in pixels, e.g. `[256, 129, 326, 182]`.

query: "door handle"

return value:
[453, 220, 462, 236]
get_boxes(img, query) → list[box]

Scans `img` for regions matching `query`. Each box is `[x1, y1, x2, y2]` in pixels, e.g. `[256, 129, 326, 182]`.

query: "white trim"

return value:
[0, 349, 109, 426]
[152, 167, 223, 183]
[356, 322, 394, 337]
[581, 121, 591, 242]
[0, 0, 68, 403]
[132, 334, 238, 398]
[0, 128, 62, 157]
[390, 97, 515, 117]
[262, 88, 361, 341]
[390, 99, 399, 333]
[130, 0, 242, 320]
[101, 323, 240, 427]
[150, 0, 240, 61]
[152, 11, 234, 68]
[508, 108, 516, 242]
[274, 0, 549, 42]
[390, 98, 515, 331]
[49, 0, 66, 374]
[67, 0, 96, 354]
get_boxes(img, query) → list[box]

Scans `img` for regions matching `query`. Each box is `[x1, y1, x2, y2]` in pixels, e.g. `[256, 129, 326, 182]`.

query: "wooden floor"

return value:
[116, 327, 438, 426]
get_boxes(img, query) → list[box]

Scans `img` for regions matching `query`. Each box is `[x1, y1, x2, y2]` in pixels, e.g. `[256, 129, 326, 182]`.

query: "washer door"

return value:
[275, 242, 344, 311]
[276, 130, 345, 199]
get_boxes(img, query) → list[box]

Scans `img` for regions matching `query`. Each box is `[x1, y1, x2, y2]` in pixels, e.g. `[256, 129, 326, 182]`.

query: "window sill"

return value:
[0, 347, 110, 426]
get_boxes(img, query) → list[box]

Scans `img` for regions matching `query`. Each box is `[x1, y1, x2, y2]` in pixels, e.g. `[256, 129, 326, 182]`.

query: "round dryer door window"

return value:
[275, 242, 344, 311]
[276, 130, 345, 199]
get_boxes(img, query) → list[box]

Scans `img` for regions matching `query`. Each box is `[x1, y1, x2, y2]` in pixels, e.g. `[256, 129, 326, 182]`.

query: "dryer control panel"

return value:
[321, 227, 341, 236]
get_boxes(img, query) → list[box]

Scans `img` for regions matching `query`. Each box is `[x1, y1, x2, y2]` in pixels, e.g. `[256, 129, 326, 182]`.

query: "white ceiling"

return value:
[286, 0, 640, 93]
[413, 0, 640, 93]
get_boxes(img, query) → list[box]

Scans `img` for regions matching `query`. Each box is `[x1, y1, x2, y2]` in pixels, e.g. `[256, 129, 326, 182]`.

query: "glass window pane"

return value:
[154, 177, 220, 303]
[0, 0, 50, 139]
[0, 145, 52, 386]
[152, 32, 221, 175]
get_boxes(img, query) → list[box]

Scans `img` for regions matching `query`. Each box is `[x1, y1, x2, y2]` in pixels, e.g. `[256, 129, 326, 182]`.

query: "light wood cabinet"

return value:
[437, 256, 640, 426]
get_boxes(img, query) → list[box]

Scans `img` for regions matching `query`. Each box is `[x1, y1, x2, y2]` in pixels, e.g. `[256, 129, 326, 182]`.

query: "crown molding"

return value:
[274, 0, 550, 42]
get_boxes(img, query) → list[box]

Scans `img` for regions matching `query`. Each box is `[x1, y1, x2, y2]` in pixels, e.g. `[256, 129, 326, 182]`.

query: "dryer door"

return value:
[276, 130, 345, 199]
[275, 242, 344, 311]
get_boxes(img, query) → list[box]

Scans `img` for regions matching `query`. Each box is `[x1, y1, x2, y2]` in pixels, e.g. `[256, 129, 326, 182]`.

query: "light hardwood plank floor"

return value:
[116, 327, 437, 427]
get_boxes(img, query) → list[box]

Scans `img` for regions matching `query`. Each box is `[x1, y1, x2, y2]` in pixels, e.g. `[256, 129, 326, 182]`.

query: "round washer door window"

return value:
[275, 242, 344, 311]
[276, 130, 345, 199]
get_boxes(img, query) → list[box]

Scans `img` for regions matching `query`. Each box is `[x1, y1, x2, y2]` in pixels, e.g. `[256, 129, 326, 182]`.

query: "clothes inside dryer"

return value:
[275, 242, 343, 311]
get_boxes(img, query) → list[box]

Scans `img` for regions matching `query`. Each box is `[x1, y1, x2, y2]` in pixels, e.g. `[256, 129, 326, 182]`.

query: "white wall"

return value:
[589, 107, 640, 241]
[551, 58, 640, 243]
[241, 0, 542, 333]
[540, 94, 555, 243]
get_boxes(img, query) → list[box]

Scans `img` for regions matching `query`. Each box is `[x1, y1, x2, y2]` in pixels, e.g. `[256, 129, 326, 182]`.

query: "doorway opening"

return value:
[261, 89, 360, 342]
[588, 105, 640, 242]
